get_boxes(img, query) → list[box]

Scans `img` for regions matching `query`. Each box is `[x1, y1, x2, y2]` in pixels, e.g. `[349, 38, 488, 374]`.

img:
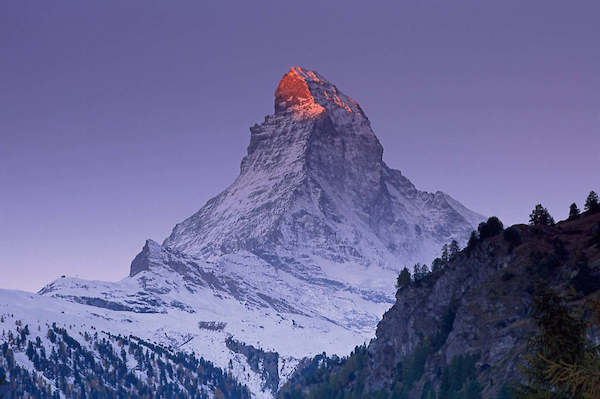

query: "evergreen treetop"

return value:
[529, 204, 555, 226]
[569, 202, 581, 220]
[449, 240, 460, 260]
[585, 191, 599, 214]
[396, 267, 411, 289]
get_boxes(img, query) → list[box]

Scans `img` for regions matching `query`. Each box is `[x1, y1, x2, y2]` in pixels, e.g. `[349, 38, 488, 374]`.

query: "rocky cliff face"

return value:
[365, 212, 600, 398]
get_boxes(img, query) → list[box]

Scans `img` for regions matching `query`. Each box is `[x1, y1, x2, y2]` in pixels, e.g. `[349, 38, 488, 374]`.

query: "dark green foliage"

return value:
[568, 202, 581, 220]
[501, 271, 516, 281]
[496, 384, 513, 399]
[412, 263, 430, 284]
[570, 255, 600, 295]
[431, 307, 456, 351]
[401, 341, 431, 390]
[503, 227, 522, 248]
[514, 286, 587, 398]
[441, 244, 449, 262]
[584, 191, 599, 214]
[280, 345, 369, 398]
[464, 378, 483, 399]
[437, 354, 481, 399]
[394, 308, 456, 396]
[478, 216, 504, 240]
[527, 251, 561, 277]
[431, 257, 443, 272]
[431, 240, 460, 271]
[528, 204, 555, 226]
[288, 304, 458, 399]
[466, 230, 479, 251]
[396, 267, 412, 289]
[449, 240, 460, 260]
[467, 217, 504, 253]
[420, 381, 436, 399]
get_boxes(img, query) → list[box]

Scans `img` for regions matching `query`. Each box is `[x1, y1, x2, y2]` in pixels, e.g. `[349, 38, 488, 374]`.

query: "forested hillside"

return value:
[0, 317, 250, 398]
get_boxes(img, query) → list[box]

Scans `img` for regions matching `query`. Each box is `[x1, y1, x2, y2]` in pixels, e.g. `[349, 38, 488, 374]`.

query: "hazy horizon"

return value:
[1, 1, 599, 292]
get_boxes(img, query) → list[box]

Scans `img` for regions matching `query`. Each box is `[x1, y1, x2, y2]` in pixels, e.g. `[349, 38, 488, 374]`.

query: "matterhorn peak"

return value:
[163, 67, 483, 272]
[274, 66, 364, 119]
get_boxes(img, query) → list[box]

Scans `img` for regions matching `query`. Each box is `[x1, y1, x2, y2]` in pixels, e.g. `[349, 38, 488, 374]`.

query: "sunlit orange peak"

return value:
[274, 67, 321, 116]
[274, 66, 360, 118]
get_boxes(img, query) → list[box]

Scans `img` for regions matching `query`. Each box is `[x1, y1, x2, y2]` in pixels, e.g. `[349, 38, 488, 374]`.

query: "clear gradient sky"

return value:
[1, 1, 599, 292]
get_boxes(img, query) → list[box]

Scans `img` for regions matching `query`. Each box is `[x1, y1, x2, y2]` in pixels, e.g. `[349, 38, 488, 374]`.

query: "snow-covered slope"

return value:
[2, 67, 484, 398]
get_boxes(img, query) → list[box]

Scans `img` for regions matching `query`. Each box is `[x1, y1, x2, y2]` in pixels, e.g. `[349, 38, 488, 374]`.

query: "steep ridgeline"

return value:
[5, 67, 482, 398]
[279, 212, 600, 399]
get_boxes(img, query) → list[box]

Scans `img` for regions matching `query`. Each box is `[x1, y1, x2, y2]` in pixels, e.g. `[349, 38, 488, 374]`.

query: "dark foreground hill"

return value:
[280, 211, 600, 398]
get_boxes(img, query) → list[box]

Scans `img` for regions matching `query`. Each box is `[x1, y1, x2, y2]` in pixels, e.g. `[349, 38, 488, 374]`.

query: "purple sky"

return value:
[1, 1, 599, 292]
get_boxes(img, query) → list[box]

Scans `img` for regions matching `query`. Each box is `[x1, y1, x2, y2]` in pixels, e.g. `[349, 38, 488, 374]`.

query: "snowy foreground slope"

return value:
[1, 67, 483, 398]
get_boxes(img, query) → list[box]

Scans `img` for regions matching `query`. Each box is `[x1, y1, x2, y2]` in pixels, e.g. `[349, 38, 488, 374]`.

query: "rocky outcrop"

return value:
[366, 212, 600, 398]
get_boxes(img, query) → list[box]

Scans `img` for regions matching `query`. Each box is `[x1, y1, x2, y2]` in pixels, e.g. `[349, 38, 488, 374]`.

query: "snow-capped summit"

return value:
[163, 66, 482, 282]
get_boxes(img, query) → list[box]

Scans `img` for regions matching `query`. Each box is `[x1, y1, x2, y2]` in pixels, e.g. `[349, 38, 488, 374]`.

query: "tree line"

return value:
[395, 190, 600, 291]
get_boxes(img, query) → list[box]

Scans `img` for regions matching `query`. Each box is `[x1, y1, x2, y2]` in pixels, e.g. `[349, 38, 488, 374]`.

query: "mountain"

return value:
[279, 211, 600, 398]
[164, 66, 482, 273]
[1, 67, 482, 398]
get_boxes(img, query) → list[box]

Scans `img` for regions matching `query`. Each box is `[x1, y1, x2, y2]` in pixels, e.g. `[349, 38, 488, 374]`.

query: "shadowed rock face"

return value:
[365, 213, 600, 398]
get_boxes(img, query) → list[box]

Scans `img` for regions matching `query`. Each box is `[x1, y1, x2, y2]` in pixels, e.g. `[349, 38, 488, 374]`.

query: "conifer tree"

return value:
[441, 244, 449, 262]
[431, 257, 443, 272]
[478, 216, 504, 239]
[514, 286, 587, 398]
[413, 263, 422, 281]
[396, 267, 411, 289]
[467, 231, 478, 250]
[529, 204, 555, 226]
[585, 191, 599, 214]
[569, 202, 581, 220]
[541, 300, 600, 398]
[449, 240, 460, 260]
